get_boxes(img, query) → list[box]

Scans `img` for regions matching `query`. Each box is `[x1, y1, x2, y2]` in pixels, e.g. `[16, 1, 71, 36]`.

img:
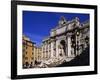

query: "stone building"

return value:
[41, 16, 89, 62]
[22, 35, 42, 68]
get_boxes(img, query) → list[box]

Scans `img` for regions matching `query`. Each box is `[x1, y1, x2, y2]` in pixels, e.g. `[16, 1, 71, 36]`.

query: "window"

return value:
[31, 62, 33, 65]
[25, 62, 29, 67]
[26, 46, 27, 49]
[32, 47, 34, 50]
[25, 57, 28, 60]
[31, 57, 33, 60]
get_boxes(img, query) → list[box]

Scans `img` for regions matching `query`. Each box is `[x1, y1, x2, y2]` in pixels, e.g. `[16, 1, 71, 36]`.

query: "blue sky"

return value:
[23, 11, 89, 46]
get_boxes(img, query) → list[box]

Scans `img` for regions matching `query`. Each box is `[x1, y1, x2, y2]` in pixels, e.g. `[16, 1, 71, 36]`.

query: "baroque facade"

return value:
[41, 16, 89, 62]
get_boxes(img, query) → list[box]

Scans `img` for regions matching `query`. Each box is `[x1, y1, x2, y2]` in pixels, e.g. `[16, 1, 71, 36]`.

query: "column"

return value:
[46, 42, 48, 59]
[48, 42, 51, 59]
[67, 36, 71, 57]
[76, 35, 77, 56]
[56, 40, 59, 58]
[44, 42, 46, 60]
[51, 39, 55, 58]
[53, 40, 56, 57]
[65, 39, 68, 57]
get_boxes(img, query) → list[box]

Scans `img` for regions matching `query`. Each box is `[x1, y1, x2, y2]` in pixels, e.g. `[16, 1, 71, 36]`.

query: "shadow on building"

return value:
[56, 46, 89, 67]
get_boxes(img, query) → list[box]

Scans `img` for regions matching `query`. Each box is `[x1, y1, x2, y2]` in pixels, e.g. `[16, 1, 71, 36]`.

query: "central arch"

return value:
[60, 40, 66, 56]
